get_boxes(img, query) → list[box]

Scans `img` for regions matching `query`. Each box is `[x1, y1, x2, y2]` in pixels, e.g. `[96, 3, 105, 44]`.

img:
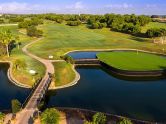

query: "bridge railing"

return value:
[22, 77, 42, 108]
[36, 75, 52, 105]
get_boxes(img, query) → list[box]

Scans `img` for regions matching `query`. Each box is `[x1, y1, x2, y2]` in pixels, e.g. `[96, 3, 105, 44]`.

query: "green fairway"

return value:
[29, 23, 162, 59]
[53, 62, 75, 87]
[97, 51, 166, 71]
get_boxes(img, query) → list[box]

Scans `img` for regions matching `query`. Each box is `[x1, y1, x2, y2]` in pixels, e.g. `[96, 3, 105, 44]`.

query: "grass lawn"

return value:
[0, 25, 45, 86]
[53, 62, 75, 87]
[97, 51, 166, 71]
[28, 22, 166, 60]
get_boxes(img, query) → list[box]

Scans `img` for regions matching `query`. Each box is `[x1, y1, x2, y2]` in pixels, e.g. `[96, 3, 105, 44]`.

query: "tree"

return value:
[118, 118, 133, 124]
[93, 112, 106, 124]
[66, 21, 81, 26]
[0, 112, 5, 123]
[11, 99, 21, 113]
[15, 35, 20, 49]
[0, 29, 14, 57]
[26, 26, 43, 37]
[84, 112, 106, 124]
[14, 59, 26, 70]
[41, 108, 60, 124]
[146, 28, 166, 43]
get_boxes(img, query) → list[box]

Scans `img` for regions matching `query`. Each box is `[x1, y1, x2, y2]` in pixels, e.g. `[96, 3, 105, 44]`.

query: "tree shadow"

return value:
[129, 35, 150, 42]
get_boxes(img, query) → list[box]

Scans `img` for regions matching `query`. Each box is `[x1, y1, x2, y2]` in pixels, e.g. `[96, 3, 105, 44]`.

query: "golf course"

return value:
[97, 51, 166, 71]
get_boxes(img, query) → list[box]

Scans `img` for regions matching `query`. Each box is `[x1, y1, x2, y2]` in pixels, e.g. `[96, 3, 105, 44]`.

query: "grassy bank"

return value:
[97, 51, 166, 71]
[0, 25, 45, 86]
[53, 62, 75, 87]
[28, 22, 166, 60]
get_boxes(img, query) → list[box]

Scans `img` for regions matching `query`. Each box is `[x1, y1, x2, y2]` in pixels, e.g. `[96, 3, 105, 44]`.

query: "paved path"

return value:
[14, 38, 55, 124]
[0, 23, 18, 26]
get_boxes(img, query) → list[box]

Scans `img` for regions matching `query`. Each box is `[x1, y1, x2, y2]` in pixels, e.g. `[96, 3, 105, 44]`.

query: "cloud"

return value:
[0, 2, 43, 13]
[105, 3, 133, 9]
[146, 4, 157, 8]
[66, 1, 84, 10]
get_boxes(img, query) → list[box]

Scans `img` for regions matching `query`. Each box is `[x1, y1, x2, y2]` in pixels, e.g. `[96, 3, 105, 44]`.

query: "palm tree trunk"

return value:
[6, 45, 9, 57]
[17, 44, 20, 49]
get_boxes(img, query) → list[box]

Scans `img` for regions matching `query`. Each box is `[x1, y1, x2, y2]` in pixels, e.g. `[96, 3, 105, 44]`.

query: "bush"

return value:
[27, 26, 43, 37]
[60, 55, 74, 64]
[84, 112, 106, 124]
[11, 99, 21, 113]
[9, 17, 24, 23]
[14, 59, 26, 70]
[90, 22, 107, 29]
[41, 108, 60, 124]
[0, 19, 4, 24]
[146, 28, 166, 38]
[0, 112, 5, 123]
[118, 118, 133, 124]
[66, 21, 81, 26]
[56, 19, 63, 24]
[93, 112, 106, 124]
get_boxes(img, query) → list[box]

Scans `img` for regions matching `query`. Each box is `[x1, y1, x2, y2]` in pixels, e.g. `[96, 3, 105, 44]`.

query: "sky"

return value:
[0, 0, 165, 15]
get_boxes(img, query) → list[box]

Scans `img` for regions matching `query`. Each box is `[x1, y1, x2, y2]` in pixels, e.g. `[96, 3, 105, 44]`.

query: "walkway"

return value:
[13, 38, 54, 124]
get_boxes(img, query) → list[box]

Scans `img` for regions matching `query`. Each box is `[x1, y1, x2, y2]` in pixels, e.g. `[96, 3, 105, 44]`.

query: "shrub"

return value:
[66, 21, 81, 26]
[146, 28, 166, 38]
[93, 112, 106, 124]
[0, 112, 5, 123]
[11, 99, 21, 113]
[56, 19, 63, 24]
[14, 59, 26, 70]
[60, 55, 74, 64]
[27, 26, 43, 37]
[41, 108, 60, 124]
[84, 112, 106, 124]
[118, 118, 133, 124]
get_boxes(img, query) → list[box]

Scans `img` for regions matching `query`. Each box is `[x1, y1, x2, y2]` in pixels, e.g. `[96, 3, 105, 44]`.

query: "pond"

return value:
[46, 51, 166, 122]
[46, 66, 166, 122]
[0, 63, 30, 112]
[68, 51, 100, 59]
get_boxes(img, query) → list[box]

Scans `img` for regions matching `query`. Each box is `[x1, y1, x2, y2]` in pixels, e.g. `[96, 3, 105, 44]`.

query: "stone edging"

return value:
[63, 48, 166, 56]
[2, 48, 166, 89]
[0, 61, 31, 88]
[57, 107, 155, 124]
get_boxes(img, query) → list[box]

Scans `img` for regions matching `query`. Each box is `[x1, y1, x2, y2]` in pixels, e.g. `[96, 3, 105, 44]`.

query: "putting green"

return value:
[97, 51, 166, 71]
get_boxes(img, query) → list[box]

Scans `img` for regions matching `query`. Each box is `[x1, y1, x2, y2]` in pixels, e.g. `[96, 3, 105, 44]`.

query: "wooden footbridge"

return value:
[74, 58, 101, 66]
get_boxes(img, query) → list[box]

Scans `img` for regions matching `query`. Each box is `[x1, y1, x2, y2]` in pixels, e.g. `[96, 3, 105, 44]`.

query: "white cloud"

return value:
[146, 4, 157, 8]
[66, 1, 84, 10]
[0, 2, 42, 13]
[105, 3, 133, 9]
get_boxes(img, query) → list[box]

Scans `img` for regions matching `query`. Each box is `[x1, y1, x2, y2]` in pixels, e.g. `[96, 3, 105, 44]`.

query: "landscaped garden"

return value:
[97, 51, 166, 71]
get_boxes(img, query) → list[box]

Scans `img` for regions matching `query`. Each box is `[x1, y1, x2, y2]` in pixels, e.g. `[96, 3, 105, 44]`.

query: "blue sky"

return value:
[0, 0, 165, 15]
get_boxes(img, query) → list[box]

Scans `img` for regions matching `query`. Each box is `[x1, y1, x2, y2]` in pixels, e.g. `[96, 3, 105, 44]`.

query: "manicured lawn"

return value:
[53, 62, 75, 87]
[29, 23, 166, 60]
[97, 51, 166, 71]
[0, 25, 45, 86]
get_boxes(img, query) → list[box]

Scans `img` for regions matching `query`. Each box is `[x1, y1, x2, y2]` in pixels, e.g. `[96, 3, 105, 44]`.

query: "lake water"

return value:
[0, 63, 30, 112]
[46, 66, 166, 122]
[1, 51, 166, 122]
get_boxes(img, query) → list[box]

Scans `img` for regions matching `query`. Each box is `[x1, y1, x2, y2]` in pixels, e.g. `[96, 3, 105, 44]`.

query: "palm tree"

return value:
[0, 29, 14, 57]
[15, 35, 20, 49]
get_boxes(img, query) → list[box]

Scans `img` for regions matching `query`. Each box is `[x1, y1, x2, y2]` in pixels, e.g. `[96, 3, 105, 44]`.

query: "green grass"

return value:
[0, 25, 45, 86]
[97, 51, 166, 71]
[53, 62, 75, 87]
[29, 23, 160, 59]
[141, 22, 166, 33]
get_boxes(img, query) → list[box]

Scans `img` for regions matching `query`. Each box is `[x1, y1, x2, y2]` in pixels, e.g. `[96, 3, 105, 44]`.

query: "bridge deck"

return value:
[74, 58, 100, 65]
